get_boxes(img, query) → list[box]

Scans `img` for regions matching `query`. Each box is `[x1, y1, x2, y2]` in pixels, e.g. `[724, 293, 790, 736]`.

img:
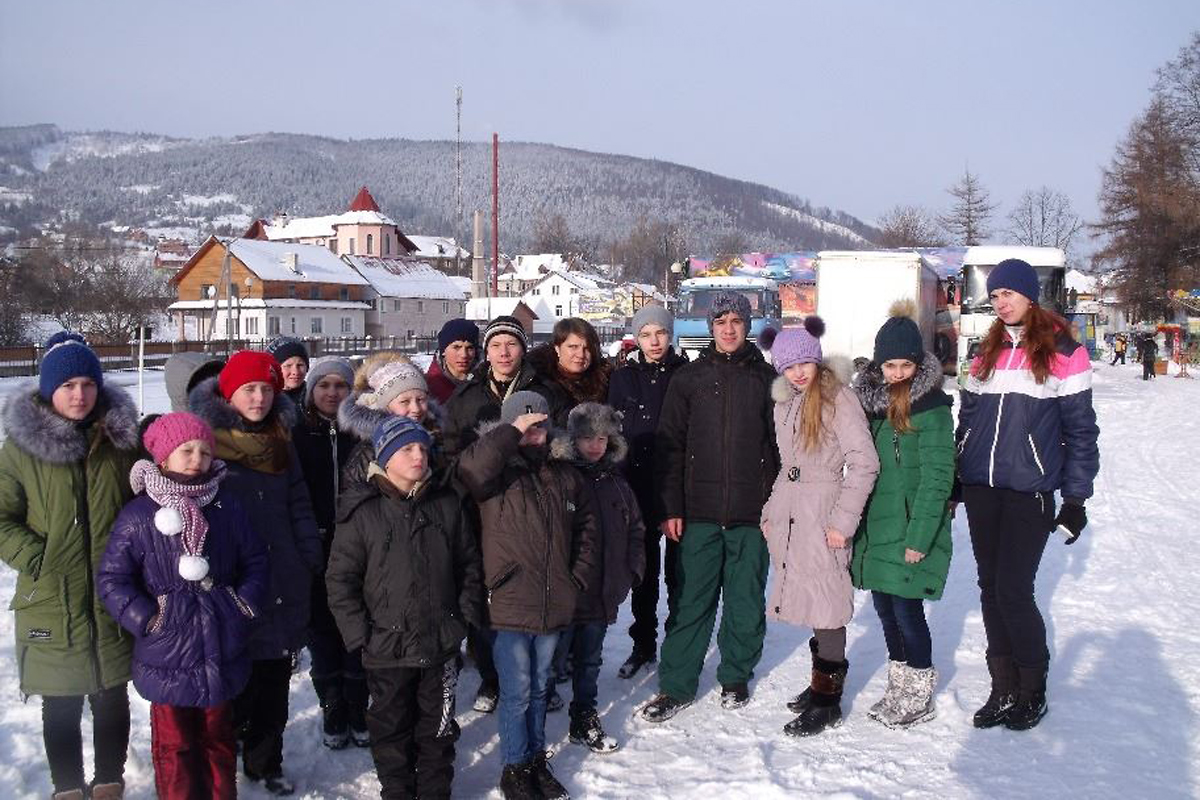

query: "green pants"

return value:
[658, 523, 769, 702]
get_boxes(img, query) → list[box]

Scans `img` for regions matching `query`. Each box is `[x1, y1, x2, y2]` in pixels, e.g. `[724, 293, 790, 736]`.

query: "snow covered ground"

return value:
[0, 362, 1196, 799]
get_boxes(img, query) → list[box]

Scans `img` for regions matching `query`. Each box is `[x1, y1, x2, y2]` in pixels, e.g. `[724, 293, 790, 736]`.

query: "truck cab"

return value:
[673, 276, 780, 359]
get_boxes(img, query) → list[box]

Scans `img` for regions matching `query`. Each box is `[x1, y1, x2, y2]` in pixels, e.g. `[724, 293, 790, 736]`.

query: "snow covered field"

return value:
[0, 362, 1196, 799]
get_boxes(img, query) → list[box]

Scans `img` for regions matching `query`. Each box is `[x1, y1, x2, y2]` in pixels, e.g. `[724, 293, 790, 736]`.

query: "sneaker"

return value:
[720, 682, 750, 710]
[350, 725, 371, 747]
[89, 784, 124, 800]
[640, 693, 692, 723]
[52, 791, 85, 800]
[322, 727, 350, 749]
[500, 762, 540, 800]
[532, 751, 570, 800]
[261, 774, 296, 796]
[474, 680, 499, 714]
[617, 649, 656, 679]
[569, 709, 620, 754]
[546, 690, 564, 713]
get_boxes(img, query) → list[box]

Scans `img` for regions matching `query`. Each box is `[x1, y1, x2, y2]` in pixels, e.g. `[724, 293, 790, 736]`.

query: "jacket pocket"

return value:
[486, 563, 520, 603]
[10, 574, 69, 647]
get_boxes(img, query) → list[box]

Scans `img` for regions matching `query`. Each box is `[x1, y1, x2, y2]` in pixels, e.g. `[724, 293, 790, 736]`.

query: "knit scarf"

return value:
[213, 420, 291, 475]
[130, 459, 227, 559]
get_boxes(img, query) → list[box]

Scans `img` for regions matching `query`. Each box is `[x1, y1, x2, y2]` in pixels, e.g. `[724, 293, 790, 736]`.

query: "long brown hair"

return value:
[971, 304, 1067, 385]
[552, 318, 603, 373]
[887, 379, 913, 434]
[799, 364, 842, 452]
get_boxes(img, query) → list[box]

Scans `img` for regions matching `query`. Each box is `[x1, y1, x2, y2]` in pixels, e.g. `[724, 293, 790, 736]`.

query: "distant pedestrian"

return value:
[1140, 335, 1159, 380]
[1109, 334, 1127, 366]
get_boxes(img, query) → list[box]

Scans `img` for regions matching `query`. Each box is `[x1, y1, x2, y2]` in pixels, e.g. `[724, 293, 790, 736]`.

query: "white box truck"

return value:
[814, 250, 941, 365]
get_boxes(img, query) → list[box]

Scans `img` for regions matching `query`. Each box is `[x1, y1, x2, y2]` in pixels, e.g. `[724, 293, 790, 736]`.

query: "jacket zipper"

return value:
[988, 343, 1019, 487]
[79, 460, 101, 688]
[530, 477, 553, 630]
[720, 361, 733, 525]
[329, 420, 340, 498]
[1028, 434, 1045, 476]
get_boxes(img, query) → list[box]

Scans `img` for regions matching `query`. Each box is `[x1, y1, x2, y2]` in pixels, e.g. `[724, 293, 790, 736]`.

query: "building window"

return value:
[268, 316, 281, 335]
[442, 301, 450, 314]
[341, 317, 353, 333]
[339, 287, 349, 301]
[288, 284, 296, 299]
[366, 234, 373, 255]
[551, 284, 560, 296]
[533, 288, 540, 296]
[460, 302, 465, 313]
[310, 286, 320, 300]
[417, 300, 424, 313]
[349, 238, 356, 255]
[290, 317, 296, 334]
[555, 304, 563, 317]
[329, 239, 337, 254]
[245, 317, 259, 335]
[383, 235, 390, 255]
[570, 287, 578, 294]
[394, 299, 402, 312]
[311, 317, 323, 334]
[200, 284, 214, 300]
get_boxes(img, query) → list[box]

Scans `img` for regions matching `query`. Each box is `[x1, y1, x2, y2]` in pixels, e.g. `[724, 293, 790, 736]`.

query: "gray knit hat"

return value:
[305, 356, 355, 394]
[631, 304, 674, 338]
[707, 291, 752, 333]
[356, 360, 428, 410]
[500, 390, 549, 425]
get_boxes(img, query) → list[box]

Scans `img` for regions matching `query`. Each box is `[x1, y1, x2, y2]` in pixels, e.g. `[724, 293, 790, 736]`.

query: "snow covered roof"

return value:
[511, 253, 567, 279]
[407, 235, 470, 261]
[1066, 269, 1099, 294]
[227, 239, 368, 285]
[530, 269, 612, 292]
[168, 298, 370, 311]
[262, 210, 399, 241]
[465, 297, 536, 321]
[448, 275, 472, 297]
[344, 256, 464, 300]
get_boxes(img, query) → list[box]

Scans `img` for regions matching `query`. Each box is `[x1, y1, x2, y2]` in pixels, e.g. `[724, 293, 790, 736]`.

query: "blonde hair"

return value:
[799, 364, 841, 451]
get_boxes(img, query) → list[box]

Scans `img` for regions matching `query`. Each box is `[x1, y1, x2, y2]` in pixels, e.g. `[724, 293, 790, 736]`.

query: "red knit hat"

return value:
[218, 350, 283, 400]
[144, 412, 216, 464]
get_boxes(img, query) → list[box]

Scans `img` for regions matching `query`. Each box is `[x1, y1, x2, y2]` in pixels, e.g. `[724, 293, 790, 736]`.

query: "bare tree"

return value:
[877, 205, 944, 247]
[86, 253, 170, 343]
[1007, 187, 1084, 261]
[531, 212, 592, 265]
[939, 168, 998, 245]
[0, 258, 31, 345]
[610, 217, 688, 289]
[713, 231, 748, 256]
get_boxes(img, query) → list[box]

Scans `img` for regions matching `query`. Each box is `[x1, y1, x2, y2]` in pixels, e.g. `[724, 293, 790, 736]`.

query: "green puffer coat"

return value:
[850, 353, 955, 601]
[0, 385, 141, 696]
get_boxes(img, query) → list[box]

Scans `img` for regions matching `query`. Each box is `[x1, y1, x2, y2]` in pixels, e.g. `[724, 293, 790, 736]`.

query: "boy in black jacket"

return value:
[326, 416, 483, 800]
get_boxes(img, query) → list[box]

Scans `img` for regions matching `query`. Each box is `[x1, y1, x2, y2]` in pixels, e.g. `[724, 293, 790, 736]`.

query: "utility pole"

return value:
[455, 86, 463, 277]
[492, 132, 499, 297]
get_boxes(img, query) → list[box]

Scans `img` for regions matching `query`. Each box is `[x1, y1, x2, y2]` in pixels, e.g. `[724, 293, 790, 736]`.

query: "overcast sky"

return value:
[2, 0, 1197, 236]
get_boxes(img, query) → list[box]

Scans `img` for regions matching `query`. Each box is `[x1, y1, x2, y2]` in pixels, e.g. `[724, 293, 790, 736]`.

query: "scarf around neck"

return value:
[130, 459, 227, 560]
[213, 419, 291, 475]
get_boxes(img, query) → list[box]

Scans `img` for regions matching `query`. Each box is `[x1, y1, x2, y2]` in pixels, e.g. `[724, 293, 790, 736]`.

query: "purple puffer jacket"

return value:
[97, 486, 269, 707]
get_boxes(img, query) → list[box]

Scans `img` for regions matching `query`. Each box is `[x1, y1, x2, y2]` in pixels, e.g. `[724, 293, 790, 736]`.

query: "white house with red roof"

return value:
[257, 186, 418, 258]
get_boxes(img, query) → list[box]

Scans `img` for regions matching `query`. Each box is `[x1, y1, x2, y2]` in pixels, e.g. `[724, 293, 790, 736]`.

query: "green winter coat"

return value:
[850, 353, 955, 601]
[0, 385, 141, 696]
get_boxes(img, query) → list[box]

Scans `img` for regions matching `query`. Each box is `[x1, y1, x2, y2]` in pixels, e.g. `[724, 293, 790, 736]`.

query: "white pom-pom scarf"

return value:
[130, 459, 228, 581]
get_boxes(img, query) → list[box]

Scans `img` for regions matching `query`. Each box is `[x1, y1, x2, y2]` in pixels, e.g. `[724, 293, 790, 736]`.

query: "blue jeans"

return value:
[493, 630, 560, 765]
[872, 591, 932, 669]
[550, 622, 607, 718]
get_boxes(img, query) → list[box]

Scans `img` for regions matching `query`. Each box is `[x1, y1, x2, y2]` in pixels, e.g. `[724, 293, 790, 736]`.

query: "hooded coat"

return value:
[97, 476, 270, 707]
[326, 467, 484, 670]
[337, 391, 445, 491]
[549, 421, 646, 624]
[655, 341, 780, 527]
[0, 384, 141, 696]
[189, 378, 322, 660]
[164, 352, 225, 413]
[606, 347, 688, 528]
[761, 378, 879, 630]
[441, 360, 560, 459]
[850, 353, 955, 601]
[455, 422, 600, 634]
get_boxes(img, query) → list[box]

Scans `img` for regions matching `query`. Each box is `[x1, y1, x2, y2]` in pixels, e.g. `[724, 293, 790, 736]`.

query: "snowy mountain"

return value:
[0, 124, 878, 252]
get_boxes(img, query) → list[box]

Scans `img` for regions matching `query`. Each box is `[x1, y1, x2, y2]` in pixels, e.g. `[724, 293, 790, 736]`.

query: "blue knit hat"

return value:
[266, 336, 309, 367]
[437, 318, 480, 354]
[39, 332, 103, 401]
[708, 291, 752, 333]
[986, 259, 1040, 303]
[373, 416, 433, 468]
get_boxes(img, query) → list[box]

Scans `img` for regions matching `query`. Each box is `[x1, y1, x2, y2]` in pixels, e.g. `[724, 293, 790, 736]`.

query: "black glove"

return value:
[1054, 502, 1087, 545]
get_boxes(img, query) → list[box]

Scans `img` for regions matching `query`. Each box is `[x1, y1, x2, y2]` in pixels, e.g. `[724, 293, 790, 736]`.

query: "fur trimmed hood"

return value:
[188, 376, 298, 433]
[852, 351, 948, 415]
[337, 390, 444, 442]
[2, 383, 140, 464]
[549, 431, 628, 471]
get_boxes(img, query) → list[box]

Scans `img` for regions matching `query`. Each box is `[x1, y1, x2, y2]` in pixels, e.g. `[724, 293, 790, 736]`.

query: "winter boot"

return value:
[546, 687, 564, 713]
[878, 665, 937, 728]
[720, 682, 750, 710]
[51, 791, 84, 800]
[89, 783, 124, 800]
[640, 693, 692, 723]
[570, 708, 620, 754]
[259, 774, 296, 796]
[344, 676, 371, 747]
[500, 762, 540, 800]
[1004, 664, 1049, 731]
[313, 677, 350, 750]
[532, 750, 570, 799]
[973, 655, 1017, 729]
[617, 648, 657, 679]
[786, 637, 820, 714]
[784, 655, 848, 737]
[867, 660, 907, 721]
[473, 679, 499, 714]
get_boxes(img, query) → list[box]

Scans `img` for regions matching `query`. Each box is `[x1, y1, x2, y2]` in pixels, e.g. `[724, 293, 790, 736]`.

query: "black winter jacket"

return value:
[607, 348, 688, 527]
[441, 361, 561, 459]
[326, 469, 484, 670]
[656, 341, 780, 527]
[293, 408, 356, 546]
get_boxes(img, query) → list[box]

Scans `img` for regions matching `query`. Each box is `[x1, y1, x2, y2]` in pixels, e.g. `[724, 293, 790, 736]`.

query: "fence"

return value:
[0, 336, 442, 378]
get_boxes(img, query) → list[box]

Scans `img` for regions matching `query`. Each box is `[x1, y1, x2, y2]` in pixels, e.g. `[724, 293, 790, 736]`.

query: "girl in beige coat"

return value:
[761, 318, 879, 737]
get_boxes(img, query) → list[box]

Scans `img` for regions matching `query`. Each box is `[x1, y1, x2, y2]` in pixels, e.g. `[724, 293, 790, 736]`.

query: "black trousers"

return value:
[1143, 358, 1156, 380]
[42, 684, 130, 794]
[628, 527, 680, 655]
[963, 486, 1055, 668]
[366, 660, 461, 800]
[233, 657, 292, 779]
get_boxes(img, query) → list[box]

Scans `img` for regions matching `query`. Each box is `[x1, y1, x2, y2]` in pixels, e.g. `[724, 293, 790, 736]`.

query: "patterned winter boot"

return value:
[878, 664, 937, 728]
[867, 660, 907, 721]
